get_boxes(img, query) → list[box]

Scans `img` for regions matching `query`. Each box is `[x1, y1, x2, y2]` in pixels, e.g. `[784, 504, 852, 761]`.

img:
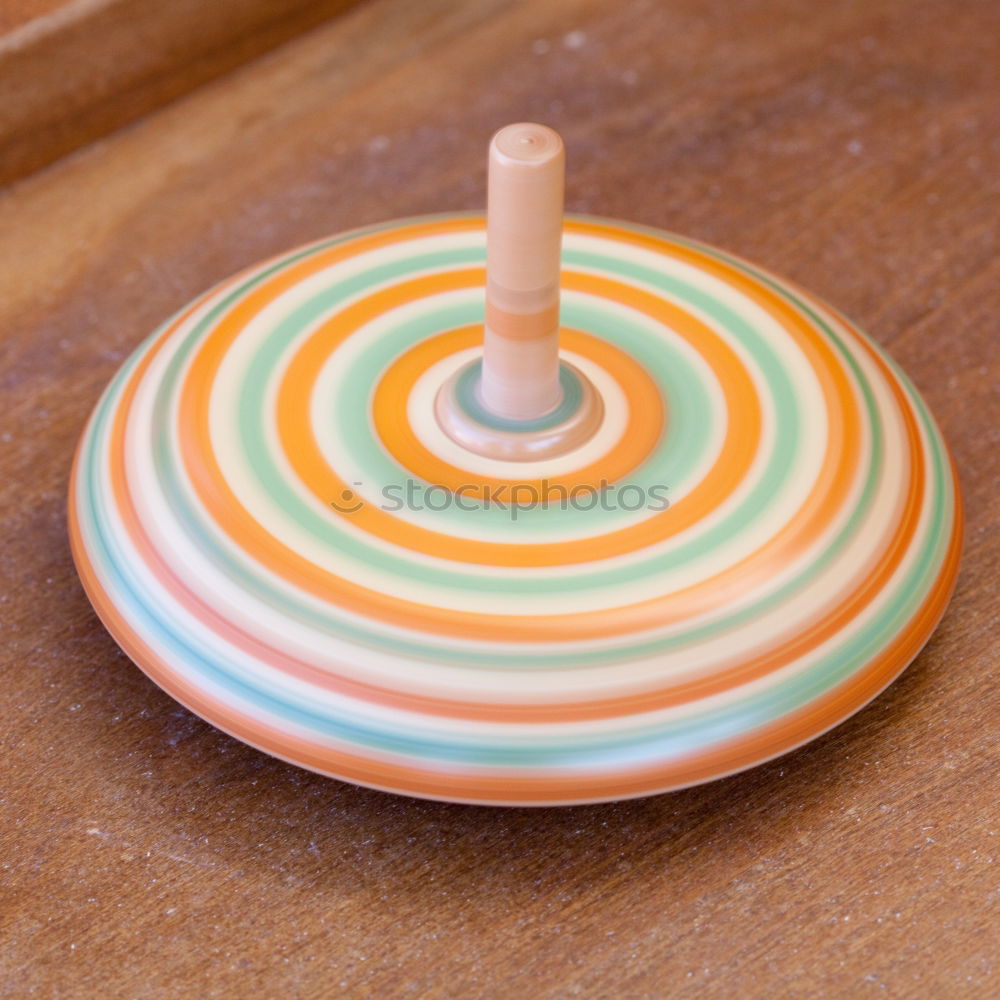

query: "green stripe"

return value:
[72, 213, 956, 767]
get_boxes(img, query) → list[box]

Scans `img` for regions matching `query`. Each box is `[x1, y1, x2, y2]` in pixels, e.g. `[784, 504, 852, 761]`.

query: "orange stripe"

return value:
[485, 300, 559, 340]
[67, 467, 962, 802]
[369, 324, 661, 499]
[173, 219, 857, 641]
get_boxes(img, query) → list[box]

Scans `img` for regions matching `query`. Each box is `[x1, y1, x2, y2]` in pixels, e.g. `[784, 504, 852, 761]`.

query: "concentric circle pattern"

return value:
[68, 215, 962, 805]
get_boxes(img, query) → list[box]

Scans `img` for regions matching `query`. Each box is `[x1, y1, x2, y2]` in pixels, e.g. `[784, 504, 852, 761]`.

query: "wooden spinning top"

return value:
[68, 123, 962, 805]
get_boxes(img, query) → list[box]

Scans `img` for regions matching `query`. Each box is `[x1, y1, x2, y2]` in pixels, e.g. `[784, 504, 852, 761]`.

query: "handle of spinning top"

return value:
[481, 123, 565, 421]
[435, 123, 601, 459]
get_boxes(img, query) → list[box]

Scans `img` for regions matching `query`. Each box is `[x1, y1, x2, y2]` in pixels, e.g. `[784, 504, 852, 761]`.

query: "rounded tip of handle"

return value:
[490, 122, 564, 169]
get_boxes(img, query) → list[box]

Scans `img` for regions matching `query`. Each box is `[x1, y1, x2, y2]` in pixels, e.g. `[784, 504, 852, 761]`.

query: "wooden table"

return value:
[2, 0, 997, 995]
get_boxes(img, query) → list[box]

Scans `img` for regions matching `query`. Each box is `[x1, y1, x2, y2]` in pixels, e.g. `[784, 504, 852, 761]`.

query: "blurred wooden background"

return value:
[1, 0, 997, 996]
[0, 0, 364, 185]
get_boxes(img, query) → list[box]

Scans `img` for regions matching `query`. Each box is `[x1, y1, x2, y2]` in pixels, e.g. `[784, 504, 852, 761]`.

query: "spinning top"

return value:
[69, 124, 962, 805]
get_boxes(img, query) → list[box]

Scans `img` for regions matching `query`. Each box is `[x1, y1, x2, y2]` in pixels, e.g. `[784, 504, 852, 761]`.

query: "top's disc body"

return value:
[69, 214, 962, 805]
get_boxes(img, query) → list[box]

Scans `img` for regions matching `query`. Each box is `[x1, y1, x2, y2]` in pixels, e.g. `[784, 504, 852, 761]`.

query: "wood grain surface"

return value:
[0, 0, 68, 34]
[0, 0, 364, 186]
[1, 0, 997, 996]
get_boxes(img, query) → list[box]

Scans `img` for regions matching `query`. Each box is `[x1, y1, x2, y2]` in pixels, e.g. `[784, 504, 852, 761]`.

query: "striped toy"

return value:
[69, 214, 962, 805]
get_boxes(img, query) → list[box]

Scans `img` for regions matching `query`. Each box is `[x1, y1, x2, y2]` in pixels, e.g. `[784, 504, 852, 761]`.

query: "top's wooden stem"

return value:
[481, 123, 565, 420]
